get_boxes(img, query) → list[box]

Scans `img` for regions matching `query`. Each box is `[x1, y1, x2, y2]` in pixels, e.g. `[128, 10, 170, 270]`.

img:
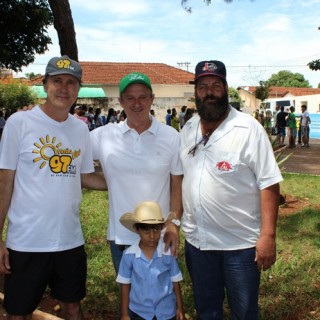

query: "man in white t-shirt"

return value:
[300, 104, 311, 147]
[0, 56, 106, 319]
[180, 60, 283, 320]
[90, 72, 183, 273]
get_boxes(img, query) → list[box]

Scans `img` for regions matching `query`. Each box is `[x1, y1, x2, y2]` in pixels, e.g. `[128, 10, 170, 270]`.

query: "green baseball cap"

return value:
[119, 72, 152, 95]
[45, 55, 82, 81]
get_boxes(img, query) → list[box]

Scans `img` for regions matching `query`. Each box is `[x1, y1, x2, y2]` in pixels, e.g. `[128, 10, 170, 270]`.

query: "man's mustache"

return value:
[203, 95, 217, 102]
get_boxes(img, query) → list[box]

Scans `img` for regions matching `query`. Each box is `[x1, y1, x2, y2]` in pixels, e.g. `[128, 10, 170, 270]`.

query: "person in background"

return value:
[90, 72, 183, 274]
[171, 108, 180, 132]
[264, 109, 273, 137]
[180, 60, 282, 320]
[0, 55, 107, 320]
[183, 108, 194, 124]
[284, 107, 290, 141]
[86, 106, 95, 131]
[115, 110, 121, 122]
[0, 110, 5, 141]
[150, 109, 155, 117]
[117, 201, 184, 320]
[276, 106, 287, 147]
[178, 105, 187, 130]
[287, 106, 297, 148]
[253, 109, 259, 122]
[165, 108, 172, 126]
[106, 108, 116, 124]
[272, 104, 280, 136]
[74, 105, 89, 127]
[300, 104, 311, 148]
[297, 117, 302, 145]
[118, 110, 127, 123]
[94, 107, 103, 128]
[259, 110, 265, 127]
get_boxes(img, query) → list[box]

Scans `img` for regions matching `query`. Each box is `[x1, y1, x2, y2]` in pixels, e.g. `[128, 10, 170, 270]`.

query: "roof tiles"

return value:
[240, 85, 320, 97]
[29, 62, 194, 86]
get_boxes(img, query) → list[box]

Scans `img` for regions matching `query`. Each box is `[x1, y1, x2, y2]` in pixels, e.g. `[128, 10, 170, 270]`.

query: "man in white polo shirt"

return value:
[90, 72, 183, 273]
[180, 60, 283, 320]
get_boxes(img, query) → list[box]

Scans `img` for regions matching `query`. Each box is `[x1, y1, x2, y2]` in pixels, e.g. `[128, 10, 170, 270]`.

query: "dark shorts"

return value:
[277, 127, 286, 137]
[3, 245, 87, 316]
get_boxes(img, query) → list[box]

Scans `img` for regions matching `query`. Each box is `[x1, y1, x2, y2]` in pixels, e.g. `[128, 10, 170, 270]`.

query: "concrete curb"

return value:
[0, 293, 64, 320]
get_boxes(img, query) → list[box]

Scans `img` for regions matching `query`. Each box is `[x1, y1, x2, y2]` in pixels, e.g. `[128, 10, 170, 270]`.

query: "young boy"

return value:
[116, 201, 185, 320]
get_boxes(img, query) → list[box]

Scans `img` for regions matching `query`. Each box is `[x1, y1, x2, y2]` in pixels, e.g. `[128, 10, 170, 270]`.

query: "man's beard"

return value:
[195, 92, 229, 122]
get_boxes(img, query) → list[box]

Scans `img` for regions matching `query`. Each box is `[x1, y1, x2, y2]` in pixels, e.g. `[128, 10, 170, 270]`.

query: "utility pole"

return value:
[177, 62, 191, 71]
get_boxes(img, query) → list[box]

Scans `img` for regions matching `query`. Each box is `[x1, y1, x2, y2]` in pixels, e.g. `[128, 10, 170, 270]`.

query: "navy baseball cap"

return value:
[190, 60, 227, 84]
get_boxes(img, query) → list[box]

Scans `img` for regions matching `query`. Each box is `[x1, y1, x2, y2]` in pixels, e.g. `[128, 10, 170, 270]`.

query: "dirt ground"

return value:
[0, 138, 319, 319]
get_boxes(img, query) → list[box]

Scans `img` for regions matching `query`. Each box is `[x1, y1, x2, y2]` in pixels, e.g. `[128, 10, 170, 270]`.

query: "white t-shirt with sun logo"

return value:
[0, 106, 94, 252]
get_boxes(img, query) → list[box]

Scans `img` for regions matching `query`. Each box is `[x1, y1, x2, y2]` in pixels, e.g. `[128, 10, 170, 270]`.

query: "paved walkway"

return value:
[279, 138, 320, 175]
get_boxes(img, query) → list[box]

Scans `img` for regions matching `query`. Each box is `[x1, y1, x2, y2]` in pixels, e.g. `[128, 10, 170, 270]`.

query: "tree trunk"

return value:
[47, 0, 78, 61]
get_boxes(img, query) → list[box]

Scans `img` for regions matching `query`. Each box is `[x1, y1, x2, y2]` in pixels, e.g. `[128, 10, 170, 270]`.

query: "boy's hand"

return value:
[0, 242, 11, 274]
[176, 307, 185, 320]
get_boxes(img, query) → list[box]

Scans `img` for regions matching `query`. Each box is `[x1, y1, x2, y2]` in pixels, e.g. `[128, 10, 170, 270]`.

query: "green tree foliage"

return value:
[308, 59, 320, 71]
[255, 81, 270, 101]
[0, 0, 53, 71]
[25, 72, 42, 80]
[229, 86, 242, 110]
[228, 87, 241, 102]
[266, 70, 311, 88]
[0, 80, 37, 114]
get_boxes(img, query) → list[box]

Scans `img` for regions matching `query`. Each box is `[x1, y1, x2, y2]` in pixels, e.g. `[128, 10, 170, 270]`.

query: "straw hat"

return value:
[120, 201, 173, 233]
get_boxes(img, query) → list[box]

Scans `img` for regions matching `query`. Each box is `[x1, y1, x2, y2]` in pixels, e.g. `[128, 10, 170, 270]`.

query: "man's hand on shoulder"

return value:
[163, 222, 180, 257]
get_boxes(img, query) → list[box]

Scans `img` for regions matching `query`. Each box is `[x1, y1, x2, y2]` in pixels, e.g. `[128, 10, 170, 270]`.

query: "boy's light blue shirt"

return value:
[116, 238, 183, 320]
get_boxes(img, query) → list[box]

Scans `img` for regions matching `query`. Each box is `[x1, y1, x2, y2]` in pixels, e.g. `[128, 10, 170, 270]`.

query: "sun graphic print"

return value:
[32, 135, 78, 174]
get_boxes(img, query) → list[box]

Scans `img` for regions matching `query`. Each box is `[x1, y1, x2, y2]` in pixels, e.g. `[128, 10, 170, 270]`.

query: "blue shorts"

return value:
[4, 246, 87, 316]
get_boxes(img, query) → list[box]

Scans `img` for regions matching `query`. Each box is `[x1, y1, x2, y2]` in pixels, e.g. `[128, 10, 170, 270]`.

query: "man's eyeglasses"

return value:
[188, 133, 210, 157]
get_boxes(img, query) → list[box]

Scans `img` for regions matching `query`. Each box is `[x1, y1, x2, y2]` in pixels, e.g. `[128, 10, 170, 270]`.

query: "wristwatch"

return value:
[171, 219, 181, 227]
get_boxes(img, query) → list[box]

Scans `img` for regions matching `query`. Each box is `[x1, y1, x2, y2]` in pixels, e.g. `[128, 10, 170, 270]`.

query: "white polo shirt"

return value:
[180, 107, 283, 250]
[90, 117, 182, 245]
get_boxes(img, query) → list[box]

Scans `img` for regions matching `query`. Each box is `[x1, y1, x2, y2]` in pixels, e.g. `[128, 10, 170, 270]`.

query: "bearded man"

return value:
[180, 60, 283, 320]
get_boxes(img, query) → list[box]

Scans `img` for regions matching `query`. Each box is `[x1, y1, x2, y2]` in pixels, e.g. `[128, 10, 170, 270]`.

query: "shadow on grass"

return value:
[278, 207, 320, 247]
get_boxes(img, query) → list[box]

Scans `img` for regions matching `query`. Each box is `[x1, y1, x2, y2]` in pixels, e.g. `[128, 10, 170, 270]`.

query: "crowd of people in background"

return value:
[73, 103, 199, 133]
[253, 104, 311, 148]
[164, 106, 196, 131]
[1, 100, 313, 151]
[71, 104, 127, 131]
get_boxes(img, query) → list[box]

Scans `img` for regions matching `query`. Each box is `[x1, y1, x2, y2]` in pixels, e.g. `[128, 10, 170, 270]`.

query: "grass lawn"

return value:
[80, 173, 320, 319]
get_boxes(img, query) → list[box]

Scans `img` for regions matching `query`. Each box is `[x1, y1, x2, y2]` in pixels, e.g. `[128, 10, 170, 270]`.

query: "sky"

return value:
[16, 0, 320, 88]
